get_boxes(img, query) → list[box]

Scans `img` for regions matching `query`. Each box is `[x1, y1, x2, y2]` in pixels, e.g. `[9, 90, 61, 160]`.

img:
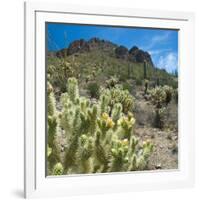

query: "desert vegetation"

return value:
[47, 37, 178, 176]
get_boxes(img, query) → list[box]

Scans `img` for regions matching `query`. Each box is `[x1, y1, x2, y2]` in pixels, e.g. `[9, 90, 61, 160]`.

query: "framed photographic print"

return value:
[24, 1, 195, 198]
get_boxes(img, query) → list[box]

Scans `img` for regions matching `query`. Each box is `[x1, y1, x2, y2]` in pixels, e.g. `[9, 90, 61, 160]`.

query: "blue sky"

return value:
[47, 23, 178, 73]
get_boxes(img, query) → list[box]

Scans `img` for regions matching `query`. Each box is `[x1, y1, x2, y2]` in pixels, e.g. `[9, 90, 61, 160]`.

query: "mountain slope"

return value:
[47, 37, 177, 94]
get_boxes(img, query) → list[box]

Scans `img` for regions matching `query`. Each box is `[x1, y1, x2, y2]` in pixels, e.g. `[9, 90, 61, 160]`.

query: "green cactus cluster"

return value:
[149, 85, 173, 128]
[47, 77, 153, 175]
[100, 85, 134, 114]
[149, 86, 166, 109]
[163, 85, 173, 105]
[105, 76, 119, 88]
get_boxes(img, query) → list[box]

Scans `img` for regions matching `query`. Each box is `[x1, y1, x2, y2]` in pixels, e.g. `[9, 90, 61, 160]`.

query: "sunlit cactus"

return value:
[67, 77, 79, 103]
[48, 77, 153, 175]
[100, 85, 134, 114]
[149, 86, 167, 128]
[52, 162, 64, 175]
[163, 85, 173, 105]
[47, 81, 60, 171]
[149, 86, 166, 109]
[106, 76, 119, 88]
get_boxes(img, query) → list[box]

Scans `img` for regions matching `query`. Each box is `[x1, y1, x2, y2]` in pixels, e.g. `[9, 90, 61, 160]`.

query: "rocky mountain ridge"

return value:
[49, 37, 154, 66]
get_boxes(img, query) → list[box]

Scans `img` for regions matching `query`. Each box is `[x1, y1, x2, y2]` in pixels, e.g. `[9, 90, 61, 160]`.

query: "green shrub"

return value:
[87, 82, 100, 98]
[122, 82, 132, 93]
[136, 79, 142, 86]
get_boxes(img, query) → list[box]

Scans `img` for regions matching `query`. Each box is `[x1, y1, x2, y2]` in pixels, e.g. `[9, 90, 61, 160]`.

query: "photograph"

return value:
[46, 23, 178, 176]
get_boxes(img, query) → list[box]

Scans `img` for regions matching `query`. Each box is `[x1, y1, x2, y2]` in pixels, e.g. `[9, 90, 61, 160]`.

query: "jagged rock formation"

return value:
[115, 45, 129, 59]
[129, 46, 154, 66]
[51, 37, 154, 66]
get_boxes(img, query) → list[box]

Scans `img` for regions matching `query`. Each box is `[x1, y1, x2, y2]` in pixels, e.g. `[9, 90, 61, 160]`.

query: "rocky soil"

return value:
[134, 88, 178, 170]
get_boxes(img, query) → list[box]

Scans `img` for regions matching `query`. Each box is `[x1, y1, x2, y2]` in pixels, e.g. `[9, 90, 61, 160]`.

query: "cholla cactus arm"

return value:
[59, 101, 74, 136]
[128, 154, 137, 171]
[47, 145, 52, 157]
[99, 94, 110, 114]
[47, 82, 61, 172]
[135, 140, 154, 170]
[67, 77, 79, 103]
[129, 136, 139, 155]
[63, 108, 82, 171]
[94, 131, 110, 172]
[111, 103, 122, 123]
[76, 135, 94, 173]
[117, 112, 135, 140]
[97, 112, 115, 138]
[52, 162, 64, 175]
[109, 139, 129, 172]
[88, 105, 98, 135]
[142, 140, 154, 159]
[80, 97, 90, 114]
[47, 82, 56, 116]
[48, 116, 57, 147]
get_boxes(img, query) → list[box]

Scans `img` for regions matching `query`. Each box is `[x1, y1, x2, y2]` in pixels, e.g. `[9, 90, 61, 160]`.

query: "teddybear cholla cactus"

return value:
[48, 77, 153, 175]
[47, 81, 61, 173]
[100, 85, 134, 114]
[149, 85, 174, 129]
[163, 85, 173, 105]
[105, 76, 119, 88]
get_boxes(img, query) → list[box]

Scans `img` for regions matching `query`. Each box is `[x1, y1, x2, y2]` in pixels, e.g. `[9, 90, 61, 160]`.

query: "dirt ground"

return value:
[134, 88, 178, 170]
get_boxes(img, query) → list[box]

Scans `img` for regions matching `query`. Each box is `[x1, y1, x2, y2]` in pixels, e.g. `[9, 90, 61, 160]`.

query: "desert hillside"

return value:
[47, 37, 178, 175]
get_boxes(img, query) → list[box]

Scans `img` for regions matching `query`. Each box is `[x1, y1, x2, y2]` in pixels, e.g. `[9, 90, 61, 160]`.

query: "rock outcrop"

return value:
[129, 46, 154, 66]
[115, 45, 129, 59]
[54, 37, 154, 66]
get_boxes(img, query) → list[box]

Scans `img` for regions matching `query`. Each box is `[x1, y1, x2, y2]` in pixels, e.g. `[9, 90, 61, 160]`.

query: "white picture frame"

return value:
[24, 1, 195, 198]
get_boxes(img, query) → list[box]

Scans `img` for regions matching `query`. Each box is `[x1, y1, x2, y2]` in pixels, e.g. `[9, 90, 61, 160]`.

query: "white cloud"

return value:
[141, 32, 171, 50]
[157, 52, 178, 73]
[148, 48, 171, 56]
[151, 32, 170, 43]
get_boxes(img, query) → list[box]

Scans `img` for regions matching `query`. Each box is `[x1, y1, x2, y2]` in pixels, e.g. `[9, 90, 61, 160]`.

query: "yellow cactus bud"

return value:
[101, 112, 109, 120]
[122, 139, 129, 145]
[106, 118, 115, 128]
